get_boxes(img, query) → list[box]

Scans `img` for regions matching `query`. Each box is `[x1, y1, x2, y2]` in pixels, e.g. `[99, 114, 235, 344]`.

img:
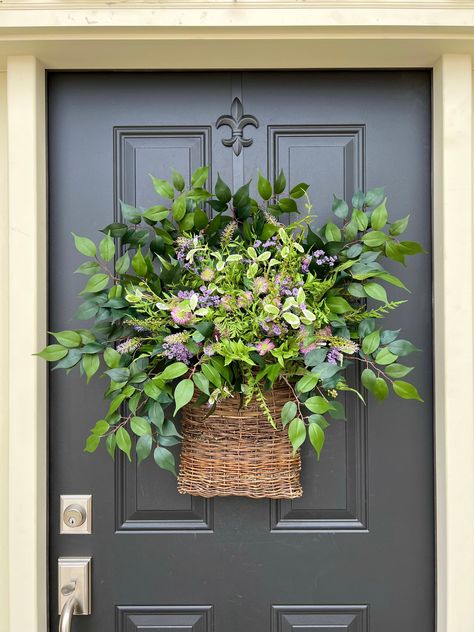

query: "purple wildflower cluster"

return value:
[301, 250, 338, 273]
[260, 318, 288, 338]
[177, 287, 220, 309]
[327, 347, 343, 365]
[253, 235, 282, 250]
[162, 333, 193, 364]
[274, 274, 304, 298]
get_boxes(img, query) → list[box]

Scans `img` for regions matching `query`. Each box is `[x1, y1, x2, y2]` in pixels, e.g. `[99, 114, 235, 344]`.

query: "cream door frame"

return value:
[1, 12, 473, 631]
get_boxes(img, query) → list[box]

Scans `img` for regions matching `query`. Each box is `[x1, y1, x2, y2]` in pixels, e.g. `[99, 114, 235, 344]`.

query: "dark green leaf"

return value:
[332, 195, 349, 219]
[273, 169, 286, 195]
[373, 377, 389, 400]
[132, 248, 147, 277]
[387, 339, 419, 356]
[215, 173, 232, 203]
[192, 372, 210, 395]
[281, 401, 297, 426]
[171, 168, 185, 192]
[154, 446, 176, 475]
[258, 171, 272, 200]
[290, 182, 309, 199]
[136, 434, 153, 464]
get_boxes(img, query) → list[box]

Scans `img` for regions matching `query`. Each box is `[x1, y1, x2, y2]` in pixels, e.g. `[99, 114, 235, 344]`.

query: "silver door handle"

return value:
[59, 583, 79, 632]
[58, 557, 91, 630]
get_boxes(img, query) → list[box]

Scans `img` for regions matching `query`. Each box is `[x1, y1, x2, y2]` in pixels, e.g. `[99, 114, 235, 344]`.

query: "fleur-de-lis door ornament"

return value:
[216, 97, 259, 156]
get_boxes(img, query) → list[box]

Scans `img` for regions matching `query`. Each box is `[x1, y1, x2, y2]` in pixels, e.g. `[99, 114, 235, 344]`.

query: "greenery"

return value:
[39, 167, 424, 474]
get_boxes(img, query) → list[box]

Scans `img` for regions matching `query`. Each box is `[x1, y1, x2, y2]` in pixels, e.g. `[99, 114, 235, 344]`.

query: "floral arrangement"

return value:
[39, 167, 424, 475]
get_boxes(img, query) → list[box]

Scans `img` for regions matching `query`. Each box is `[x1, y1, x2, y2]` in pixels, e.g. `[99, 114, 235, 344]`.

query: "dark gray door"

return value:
[48, 71, 434, 632]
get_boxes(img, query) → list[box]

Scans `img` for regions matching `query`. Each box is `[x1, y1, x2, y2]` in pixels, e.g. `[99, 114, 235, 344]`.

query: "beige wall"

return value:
[0, 70, 9, 632]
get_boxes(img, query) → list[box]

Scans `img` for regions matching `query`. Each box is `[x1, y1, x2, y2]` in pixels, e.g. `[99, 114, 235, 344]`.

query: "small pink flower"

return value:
[255, 338, 276, 356]
[171, 305, 193, 326]
[237, 291, 252, 309]
[254, 276, 269, 295]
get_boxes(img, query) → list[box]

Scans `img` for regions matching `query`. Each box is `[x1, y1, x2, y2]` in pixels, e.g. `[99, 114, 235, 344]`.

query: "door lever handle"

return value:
[58, 557, 91, 631]
[59, 583, 79, 632]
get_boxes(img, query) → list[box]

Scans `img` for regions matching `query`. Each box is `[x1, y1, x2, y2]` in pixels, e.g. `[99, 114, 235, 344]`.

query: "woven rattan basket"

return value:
[177, 383, 302, 499]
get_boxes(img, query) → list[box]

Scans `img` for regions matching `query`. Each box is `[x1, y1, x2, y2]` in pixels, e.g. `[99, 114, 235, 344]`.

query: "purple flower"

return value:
[237, 291, 252, 309]
[162, 341, 192, 364]
[327, 347, 343, 365]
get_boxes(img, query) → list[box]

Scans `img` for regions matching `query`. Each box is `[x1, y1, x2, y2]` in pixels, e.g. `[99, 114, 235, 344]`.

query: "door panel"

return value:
[48, 71, 433, 632]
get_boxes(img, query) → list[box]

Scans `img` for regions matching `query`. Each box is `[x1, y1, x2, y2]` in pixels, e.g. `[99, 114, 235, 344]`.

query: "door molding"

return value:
[2, 46, 473, 632]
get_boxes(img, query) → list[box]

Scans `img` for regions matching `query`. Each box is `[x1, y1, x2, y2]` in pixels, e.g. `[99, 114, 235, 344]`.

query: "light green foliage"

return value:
[39, 168, 424, 473]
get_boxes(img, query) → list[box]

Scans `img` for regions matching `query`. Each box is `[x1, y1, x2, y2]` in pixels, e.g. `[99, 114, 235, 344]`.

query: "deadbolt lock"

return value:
[63, 504, 86, 528]
[60, 495, 92, 534]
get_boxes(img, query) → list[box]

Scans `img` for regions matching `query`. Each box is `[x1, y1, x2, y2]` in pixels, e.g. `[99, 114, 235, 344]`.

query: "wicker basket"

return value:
[177, 383, 302, 499]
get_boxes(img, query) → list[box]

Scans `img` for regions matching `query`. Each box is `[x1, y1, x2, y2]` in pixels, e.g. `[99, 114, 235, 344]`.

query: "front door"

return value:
[48, 71, 434, 631]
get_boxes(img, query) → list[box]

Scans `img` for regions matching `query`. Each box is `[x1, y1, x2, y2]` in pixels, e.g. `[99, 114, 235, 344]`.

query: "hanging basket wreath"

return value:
[39, 167, 424, 499]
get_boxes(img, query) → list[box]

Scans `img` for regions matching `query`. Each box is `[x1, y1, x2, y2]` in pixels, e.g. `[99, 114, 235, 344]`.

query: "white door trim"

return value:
[2, 46, 473, 632]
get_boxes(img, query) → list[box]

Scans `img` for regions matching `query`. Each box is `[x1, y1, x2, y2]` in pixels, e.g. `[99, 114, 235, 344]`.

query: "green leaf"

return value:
[385, 240, 406, 264]
[290, 182, 309, 199]
[120, 202, 142, 224]
[325, 222, 341, 242]
[233, 182, 250, 209]
[171, 168, 185, 192]
[160, 362, 189, 381]
[37, 344, 68, 361]
[104, 347, 121, 368]
[91, 420, 110, 436]
[130, 416, 152, 437]
[105, 367, 130, 383]
[105, 435, 116, 460]
[375, 347, 398, 365]
[144, 206, 169, 224]
[83, 273, 109, 293]
[136, 434, 153, 464]
[116, 427, 132, 461]
[282, 312, 300, 329]
[364, 282, 388, 303]
[154, 446, 176, 475]
[279, 198, 298, 214]
[370, 199, 388, 230]
[84, 434, 100, 453]
[191, 166, 209, 188]
[332, 195, 349, 219]
[281, 401, 297, 426]
[364, 187, 385, 207]
[99, 234, 115, 262]
[172, 195, 187, 221]
[193, 372, 210, 395]
[389, 214, 410, 236]
[377, 272, 409, 291]
[387, 339, 419, 356]
[352, 190, 365, 209]
[82, 353, 100, 383]
[362, 330, 380, 355]
[308, 422, 325, 459]
[296, 372, 319, 394]
[345, 243, 363, 258]
[373, 377, 389, 400]
[328, 400, 346, 420]
[174, 379, 194, 414]
[194, 209, 208, 230]
[72, 232, 96, 257]
[258, 171, 272, 200]
[308, 414, 329, 429]
[150, 175, 174, 199]
[399, 241, 426, 255]
[385, 363, 414, 378]
[361, 368, 376, 390]
[274, 169, 286, 195]
[132, 248, 147, 277]
[144, 380, 161, 400]
[215, 173, 232, 203]
[115, 252, 130, 275]
[393, 380, 424, 402]
[347, 283, 366, 298]
[201, 363, 222, 387]
[352, 209, 368, 231]
[362, 231, 388, 247]
[304, 396, 332, 414]
[51, 330, 82, 348]
[288, 418, 306, 455]
[75, 261, 100, 276]
[326, 296, 352, 314]
[148, 401, 164, 428]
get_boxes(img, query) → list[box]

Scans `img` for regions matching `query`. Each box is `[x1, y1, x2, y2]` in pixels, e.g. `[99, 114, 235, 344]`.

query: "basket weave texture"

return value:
[177, 383, 302, 499]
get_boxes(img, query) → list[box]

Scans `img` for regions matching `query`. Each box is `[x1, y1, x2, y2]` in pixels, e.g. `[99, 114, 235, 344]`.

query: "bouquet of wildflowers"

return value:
[39, 167, 424, 474]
